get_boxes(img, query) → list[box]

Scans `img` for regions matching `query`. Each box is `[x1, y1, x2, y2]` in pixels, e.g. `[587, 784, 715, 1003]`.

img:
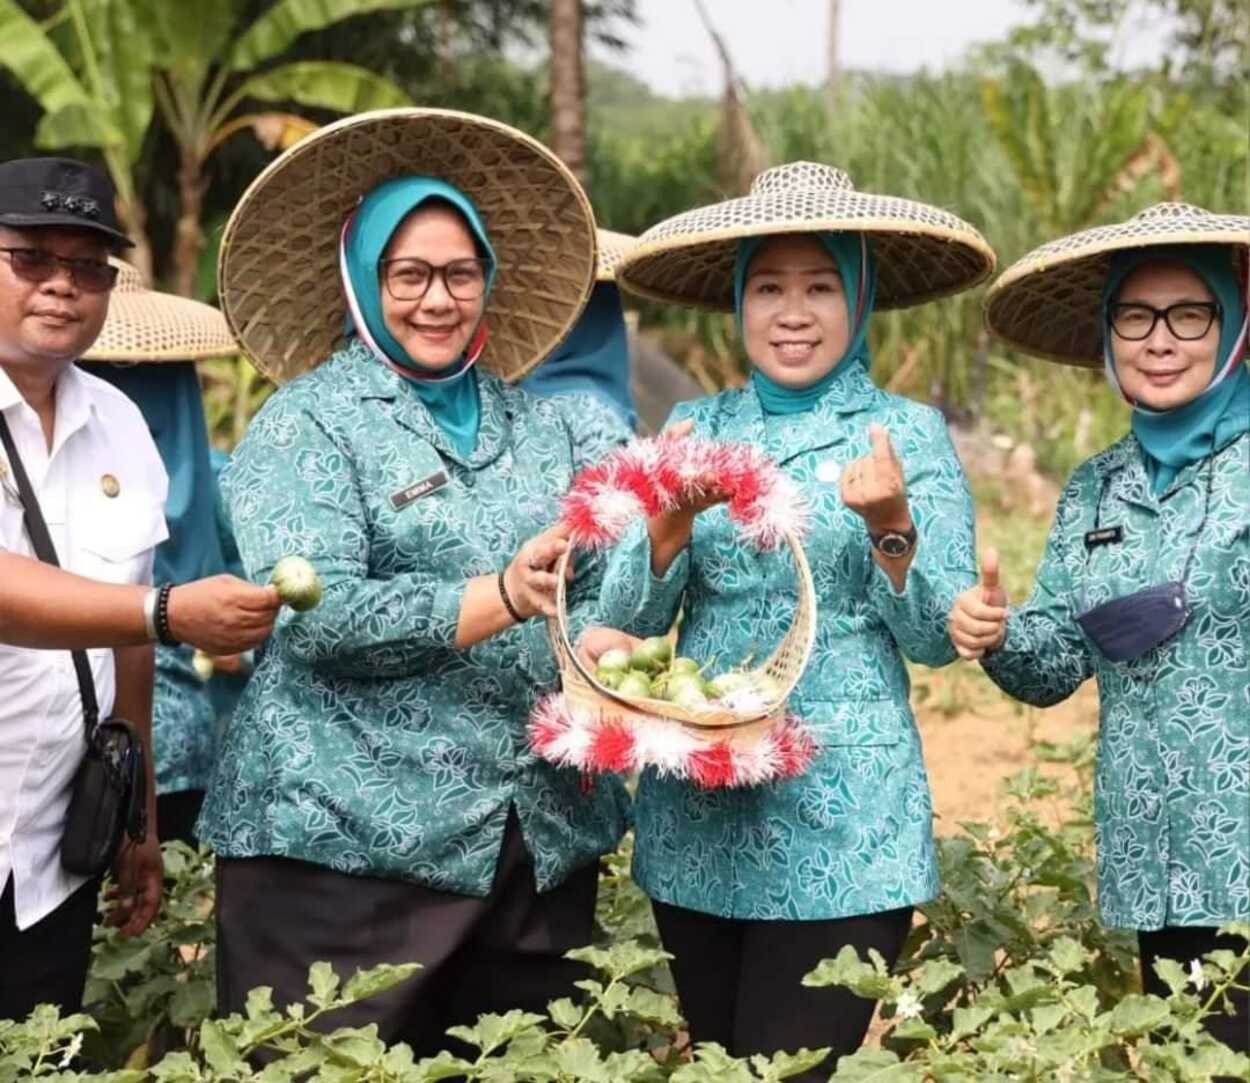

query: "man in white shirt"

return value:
[0, 157, 277, 1023]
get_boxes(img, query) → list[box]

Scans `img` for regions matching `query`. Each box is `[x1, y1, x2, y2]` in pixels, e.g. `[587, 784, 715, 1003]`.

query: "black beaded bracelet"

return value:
[497, 570, 526, 624]
[155, 583, 181, 647]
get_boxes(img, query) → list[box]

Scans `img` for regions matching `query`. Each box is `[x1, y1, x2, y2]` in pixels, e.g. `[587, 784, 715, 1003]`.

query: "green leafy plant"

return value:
[807, 924, 1250, 1081]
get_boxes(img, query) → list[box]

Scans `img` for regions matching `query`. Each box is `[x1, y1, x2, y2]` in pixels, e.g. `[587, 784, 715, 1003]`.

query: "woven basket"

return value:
[84, 259, 238, 362]
[217, 108, 597, 386]
[986, 202, 1250, 367]
[549, 527, 815, 735]
[529, 436, 820, 787]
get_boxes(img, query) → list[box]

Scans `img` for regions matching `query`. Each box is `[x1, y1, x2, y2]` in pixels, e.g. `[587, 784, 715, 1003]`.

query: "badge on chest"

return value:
[815, 459, 842, 484]
[390, 470, 449, 511]
[1084, 525, 1123, 549]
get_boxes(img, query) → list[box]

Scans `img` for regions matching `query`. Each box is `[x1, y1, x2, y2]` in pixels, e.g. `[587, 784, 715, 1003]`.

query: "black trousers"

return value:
[215, 808, 599, 1058]
[157, 790, 205, 849]
[0, 875, 99, 1023]
[1139, 925, 1249, 1054]
[653, 899, 914, 1079]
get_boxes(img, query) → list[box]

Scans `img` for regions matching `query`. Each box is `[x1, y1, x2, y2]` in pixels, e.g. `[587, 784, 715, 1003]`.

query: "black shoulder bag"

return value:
[0, 415, 147, 876]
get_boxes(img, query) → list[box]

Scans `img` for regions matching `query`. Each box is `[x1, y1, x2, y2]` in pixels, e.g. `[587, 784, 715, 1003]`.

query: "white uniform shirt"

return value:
[0, 363, 167, 930]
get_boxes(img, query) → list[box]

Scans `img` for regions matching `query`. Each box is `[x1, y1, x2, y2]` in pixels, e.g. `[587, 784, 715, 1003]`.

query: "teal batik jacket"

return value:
[982, 432, 1250, 931]
[152, 645, 216, 794]
[197, 340, 631, 894]
[599, 365, 977, 920]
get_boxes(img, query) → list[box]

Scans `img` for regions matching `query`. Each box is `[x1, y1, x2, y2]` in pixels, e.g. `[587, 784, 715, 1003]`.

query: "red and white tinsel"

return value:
[528, 434, 818, 789]
[530, 693, 818, 789]
[560, 434, 808, 551]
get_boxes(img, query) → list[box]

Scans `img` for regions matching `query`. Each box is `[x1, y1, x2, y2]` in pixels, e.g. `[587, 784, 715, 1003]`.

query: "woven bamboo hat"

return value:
[83, 259, 237, 362]
[596, 229, 635, 282]
[987, 202, 1250, 368]
[617, 161, 995, 312]
[217, 108, 598, 385]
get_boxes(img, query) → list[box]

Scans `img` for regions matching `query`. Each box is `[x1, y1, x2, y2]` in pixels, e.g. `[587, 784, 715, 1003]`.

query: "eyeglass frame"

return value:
[378, 256, 490, 303]
[1107, 300, 1222, 342]
[0, 246, 119, 293]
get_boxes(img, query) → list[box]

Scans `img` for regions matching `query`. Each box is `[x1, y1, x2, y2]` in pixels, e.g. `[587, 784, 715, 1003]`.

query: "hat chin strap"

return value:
[338, 216, 487, 384]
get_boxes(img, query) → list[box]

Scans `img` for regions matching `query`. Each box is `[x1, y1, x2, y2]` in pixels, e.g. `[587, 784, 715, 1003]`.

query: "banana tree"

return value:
[0, 0, 157, 276]
[147, 0, 430, 295]
[980, 61, 1179, 237]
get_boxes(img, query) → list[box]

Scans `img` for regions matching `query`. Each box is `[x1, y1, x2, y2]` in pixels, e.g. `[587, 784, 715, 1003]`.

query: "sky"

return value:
[590, 0, 1172, 98]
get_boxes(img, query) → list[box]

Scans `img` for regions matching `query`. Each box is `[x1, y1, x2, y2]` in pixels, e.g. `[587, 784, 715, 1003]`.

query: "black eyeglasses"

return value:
[1108, 301, 1221, 342]
[379, 257, 488, 303]
[0, 247, 118, 293]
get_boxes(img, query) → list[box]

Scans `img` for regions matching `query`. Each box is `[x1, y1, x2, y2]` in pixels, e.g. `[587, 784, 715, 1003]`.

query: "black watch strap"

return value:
[869, 525, 918, 557]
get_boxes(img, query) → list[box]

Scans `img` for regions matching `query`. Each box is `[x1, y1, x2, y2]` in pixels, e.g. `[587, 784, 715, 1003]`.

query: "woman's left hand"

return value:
[841, 423, 912, 533]
[502, 523, 574, 620]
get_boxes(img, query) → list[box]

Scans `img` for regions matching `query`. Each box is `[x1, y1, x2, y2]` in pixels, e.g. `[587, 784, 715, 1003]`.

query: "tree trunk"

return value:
[172, 147, 206, 298]
[549, 0, 585, 182]
[827, 0, 842, 114]
[115, 195, 154, 285]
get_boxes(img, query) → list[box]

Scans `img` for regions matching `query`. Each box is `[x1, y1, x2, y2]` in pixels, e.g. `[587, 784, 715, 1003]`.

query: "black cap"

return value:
[0, 157, 132, 247]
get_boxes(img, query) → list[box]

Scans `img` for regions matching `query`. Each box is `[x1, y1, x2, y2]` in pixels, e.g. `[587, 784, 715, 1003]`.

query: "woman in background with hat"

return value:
[80, 260, 242, 847]
[591, 162, 994, 1071]
[951, 202, 1249, 1052]
[198, 109, 630, 1053]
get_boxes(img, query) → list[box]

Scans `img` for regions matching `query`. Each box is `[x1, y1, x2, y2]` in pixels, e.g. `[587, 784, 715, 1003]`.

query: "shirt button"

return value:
[461, 475, 476, 489]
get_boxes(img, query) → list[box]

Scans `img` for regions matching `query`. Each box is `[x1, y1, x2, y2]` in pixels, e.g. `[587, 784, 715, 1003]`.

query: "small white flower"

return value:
[896, 991, 923, 1020]
[59, 1033, 83, 1068]
[1188, 958, 1207, 992]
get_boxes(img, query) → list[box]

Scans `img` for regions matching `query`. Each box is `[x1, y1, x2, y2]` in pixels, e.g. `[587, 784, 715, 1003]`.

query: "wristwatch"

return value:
[869, 525, 918, 558]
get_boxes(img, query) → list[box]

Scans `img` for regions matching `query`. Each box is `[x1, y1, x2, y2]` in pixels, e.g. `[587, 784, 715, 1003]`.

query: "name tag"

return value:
[390, 470, 449, 511]
[1084, 525, 1123, 549]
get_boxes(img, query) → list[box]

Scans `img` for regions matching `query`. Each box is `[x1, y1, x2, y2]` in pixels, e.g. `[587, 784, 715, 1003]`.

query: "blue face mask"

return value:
[1073, 453, 1217, 662]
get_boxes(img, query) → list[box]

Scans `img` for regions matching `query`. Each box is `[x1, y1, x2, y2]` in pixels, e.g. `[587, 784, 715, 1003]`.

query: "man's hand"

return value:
[167, 576, 281, 654]
[105, 834, 163, 938]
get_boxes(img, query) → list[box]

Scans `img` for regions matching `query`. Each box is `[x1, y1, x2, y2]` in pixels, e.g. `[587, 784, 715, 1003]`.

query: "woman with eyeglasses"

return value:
[951, 203, 1249, 1054]
[197, 111, 630, 1053]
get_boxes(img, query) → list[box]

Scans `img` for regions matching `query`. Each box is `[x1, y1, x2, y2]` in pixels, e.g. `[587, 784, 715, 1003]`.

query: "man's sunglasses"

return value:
[0, 247, 118, 293]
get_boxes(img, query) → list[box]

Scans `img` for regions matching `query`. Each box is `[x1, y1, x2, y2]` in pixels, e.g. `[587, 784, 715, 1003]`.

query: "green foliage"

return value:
[81, 843, 217, 1069]
[808, 922, 1250, 1081]
[6, 760, 1248, 1081]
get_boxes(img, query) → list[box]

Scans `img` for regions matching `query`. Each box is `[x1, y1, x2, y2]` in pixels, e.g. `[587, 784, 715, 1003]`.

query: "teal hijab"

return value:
[342, 177, 497, 457]
[734, 231, 877, 415]
[1103, 244, 1250, 494]
[80, 361, 226, 586]
[521, 282, 637, 430]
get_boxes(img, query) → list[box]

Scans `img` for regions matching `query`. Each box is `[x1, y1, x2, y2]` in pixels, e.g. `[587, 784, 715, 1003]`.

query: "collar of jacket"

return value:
[1095, 429, 1245, 513]
[713, 362, 880, 465]
[337, 338, 511, 470]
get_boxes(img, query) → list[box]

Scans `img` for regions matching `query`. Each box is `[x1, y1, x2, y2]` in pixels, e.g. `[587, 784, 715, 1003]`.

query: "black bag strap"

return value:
[0, 413, 100, 737]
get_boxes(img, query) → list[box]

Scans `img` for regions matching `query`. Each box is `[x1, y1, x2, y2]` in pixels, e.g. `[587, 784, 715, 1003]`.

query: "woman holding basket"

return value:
[951, 202, 1249, 1053]
[197, 109, 630, 1053]
[585, 162, 995, 1070]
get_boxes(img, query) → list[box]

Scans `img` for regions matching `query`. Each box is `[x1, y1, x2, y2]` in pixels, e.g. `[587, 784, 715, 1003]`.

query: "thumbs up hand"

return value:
[949, 546, 1009, 660]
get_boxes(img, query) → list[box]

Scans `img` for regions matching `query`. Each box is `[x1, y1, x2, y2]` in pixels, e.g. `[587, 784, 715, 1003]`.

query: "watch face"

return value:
[878, 533, 912, 558]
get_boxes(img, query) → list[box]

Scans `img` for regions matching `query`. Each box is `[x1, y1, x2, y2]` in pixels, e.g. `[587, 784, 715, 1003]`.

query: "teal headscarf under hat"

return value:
[81, 361, 227, 586]
[1102, 244, 1250, 494]
[342, 177, 497, 456]
[733, 231, 877, 415]
[521, 282, 637, 430]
